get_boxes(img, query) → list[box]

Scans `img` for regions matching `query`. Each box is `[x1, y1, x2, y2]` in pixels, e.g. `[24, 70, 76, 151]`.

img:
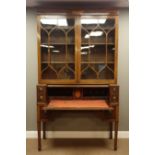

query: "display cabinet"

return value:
[37, 14, 118, 84]
[36, 12, 119, 151]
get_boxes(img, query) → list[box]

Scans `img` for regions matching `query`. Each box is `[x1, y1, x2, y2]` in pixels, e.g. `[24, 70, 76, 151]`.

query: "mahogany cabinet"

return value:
[36, 12, 119, 151]
[37, 13, 118, 84]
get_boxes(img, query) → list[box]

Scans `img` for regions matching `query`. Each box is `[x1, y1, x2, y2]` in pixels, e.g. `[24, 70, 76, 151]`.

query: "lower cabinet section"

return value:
[36, 84, 119, 151]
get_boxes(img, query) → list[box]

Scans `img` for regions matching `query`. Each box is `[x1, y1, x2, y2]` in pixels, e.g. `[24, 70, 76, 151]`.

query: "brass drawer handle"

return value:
[113, 96, 116, 100]
[113, 88, 116, 91]
[39, 87, 43, 91]
[40, 96, 43, 100]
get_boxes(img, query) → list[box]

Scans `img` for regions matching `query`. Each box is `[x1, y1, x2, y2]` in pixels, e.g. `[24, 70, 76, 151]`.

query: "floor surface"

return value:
[27, 138, 129, 155]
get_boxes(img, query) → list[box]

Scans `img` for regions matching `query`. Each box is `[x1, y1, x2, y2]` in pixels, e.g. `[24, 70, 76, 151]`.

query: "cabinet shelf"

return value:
[41, 43, 114, 46]
[81, 26, 115, 30]
[51, 43, 75, 45]
[81, 61, 114, 64]
[41, 43, 75, 45]
[41, 61, 114, 64]
[41, 61, 74, 64]
[81, 43, 115, 45]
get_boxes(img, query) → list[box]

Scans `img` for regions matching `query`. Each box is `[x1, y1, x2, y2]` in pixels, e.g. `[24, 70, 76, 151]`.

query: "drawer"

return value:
[37, 86, 46, 93]
[37, 94, 45, 102]
[109, 85, 119, 103]
[37, 84, 47, 102]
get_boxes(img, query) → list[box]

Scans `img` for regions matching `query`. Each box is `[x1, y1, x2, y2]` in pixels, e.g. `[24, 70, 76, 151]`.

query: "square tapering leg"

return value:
[37, 121, 41, 151]
[114, 121, 118, 150]
[43, 122, 46, 139]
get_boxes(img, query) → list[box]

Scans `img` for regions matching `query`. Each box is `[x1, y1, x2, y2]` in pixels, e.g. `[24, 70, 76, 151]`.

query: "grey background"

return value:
[26, 9, 129, 131]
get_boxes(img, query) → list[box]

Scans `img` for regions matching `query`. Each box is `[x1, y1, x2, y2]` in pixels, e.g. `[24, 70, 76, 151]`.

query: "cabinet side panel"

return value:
[114, 16, 119, 83]
[37, 16, 41, 83]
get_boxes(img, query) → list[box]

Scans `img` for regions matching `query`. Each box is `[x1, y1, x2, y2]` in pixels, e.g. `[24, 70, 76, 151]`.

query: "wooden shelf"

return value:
[81, 61, 114, 64]
[81, 27, 115, 30]
[41, 43, 75, 45]
[51, 43, 75, 45]
[41, 61, 74, 64]
[81, 43, 115, 45]
[41, 43, 114, 45]
[41, 61, 114, 64]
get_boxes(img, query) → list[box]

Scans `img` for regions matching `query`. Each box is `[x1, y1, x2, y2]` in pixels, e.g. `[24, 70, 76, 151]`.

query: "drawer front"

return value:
[37, 86, 46, 93]
[37, 85, 47, 102]
[109, 85, 119, 103]
[37, 93, 46, 102]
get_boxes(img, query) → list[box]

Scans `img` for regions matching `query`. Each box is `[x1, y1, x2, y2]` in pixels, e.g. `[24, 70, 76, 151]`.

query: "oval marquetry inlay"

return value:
[74, 90, 81, 98]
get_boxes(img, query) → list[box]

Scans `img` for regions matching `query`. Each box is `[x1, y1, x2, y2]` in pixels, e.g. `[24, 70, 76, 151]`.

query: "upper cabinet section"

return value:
[37, 13, 118, 84]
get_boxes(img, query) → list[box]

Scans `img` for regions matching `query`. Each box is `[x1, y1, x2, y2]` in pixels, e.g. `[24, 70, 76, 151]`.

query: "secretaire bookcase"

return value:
[36, 11, 119, 151]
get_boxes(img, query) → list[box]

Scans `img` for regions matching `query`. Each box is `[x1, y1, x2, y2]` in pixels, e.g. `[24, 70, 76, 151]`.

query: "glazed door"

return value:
[79, 16, 118, 84]
[38, 15, 77, 84]
[38, 14, 118, 84]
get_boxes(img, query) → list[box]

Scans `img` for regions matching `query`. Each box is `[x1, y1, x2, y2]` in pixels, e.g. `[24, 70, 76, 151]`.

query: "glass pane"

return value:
[40, 16, 75, 80]
[91, 64, 106, 72]
[58, 64, 75, 79]
[50, 29, 65, 44]
[41, 64, 57, 79]
[100, 18, 115, 29]
[80, 16, 115, 80]
[68, 28, 75, 44]
[41, 29, 48, 45]
[107, 45, 115, 62]
[81, 44, 106, 62]
[81, 64, 97, 79]
[41, 47, 48, 62]
[90, 45, 106, 62]
[50, 45, 66, 62]
[108, 29, 115, 43]
[67, 45, 75, 62]
[99, 65, 114, 79]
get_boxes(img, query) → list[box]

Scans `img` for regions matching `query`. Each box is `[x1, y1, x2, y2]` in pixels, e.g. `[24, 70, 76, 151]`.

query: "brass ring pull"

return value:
[113, 88, 116, 91]
[39, 87, 43, 91]
[113, 96, 116, 100]
[40, 96, 43, 100]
